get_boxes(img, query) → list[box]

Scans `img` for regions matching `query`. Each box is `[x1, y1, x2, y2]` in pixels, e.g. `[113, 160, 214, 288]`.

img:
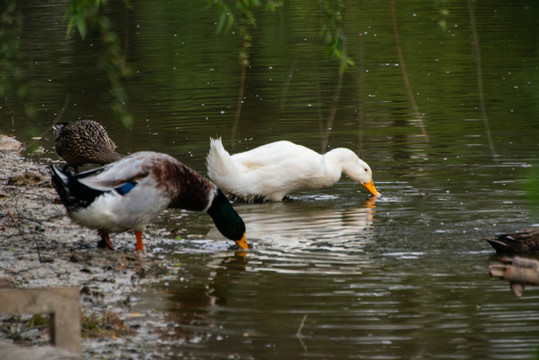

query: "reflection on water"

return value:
[237, 196, 377, 275]
[212, 196, 375, 249]
[138, 177, 539, 359]
[3, 0, 539, 359]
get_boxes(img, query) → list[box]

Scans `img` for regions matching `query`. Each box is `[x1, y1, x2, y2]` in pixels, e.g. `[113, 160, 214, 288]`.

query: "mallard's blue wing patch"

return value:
[114, 181, 137, 195]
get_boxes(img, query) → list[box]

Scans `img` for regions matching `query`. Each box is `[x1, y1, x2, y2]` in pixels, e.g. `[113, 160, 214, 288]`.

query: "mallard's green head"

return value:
[207, 189, 247, 249]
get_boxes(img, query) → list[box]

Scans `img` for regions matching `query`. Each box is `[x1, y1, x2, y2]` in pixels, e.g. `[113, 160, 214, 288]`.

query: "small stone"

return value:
[0, 135, 23, 152]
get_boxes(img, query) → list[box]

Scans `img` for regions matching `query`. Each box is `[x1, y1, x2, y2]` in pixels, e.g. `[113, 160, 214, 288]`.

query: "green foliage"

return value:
[65, 0, 134, 126]
[210, 0, 282, 34]
[0, 0, 36, 117]
[82, 311, 134, 338]
[209, 0, 353, 74]
[435, 0, 450, 32]
[320, 0, 355, 75]
[208, 0, 282, 66]
[27, 314, 48, 328]
[213, 1, 235, 34]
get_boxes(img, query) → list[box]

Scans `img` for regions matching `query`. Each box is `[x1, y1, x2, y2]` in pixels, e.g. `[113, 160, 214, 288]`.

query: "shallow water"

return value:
[2, 0, 539, 359]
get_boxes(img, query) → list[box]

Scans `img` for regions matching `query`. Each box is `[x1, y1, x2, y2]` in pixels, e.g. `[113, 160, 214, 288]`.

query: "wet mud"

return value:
[1, 151, 176, 359]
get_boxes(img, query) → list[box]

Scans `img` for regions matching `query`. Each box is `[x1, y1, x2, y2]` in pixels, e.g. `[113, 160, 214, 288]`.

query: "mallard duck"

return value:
[485, 228, 539, 255]
[53, 120, 122, 172]
[206, 138, 380, 202]
[50, 151, 247, 251]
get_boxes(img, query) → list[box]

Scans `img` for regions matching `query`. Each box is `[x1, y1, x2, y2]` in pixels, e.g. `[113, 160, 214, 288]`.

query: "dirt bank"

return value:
[0, 149, 175, 359]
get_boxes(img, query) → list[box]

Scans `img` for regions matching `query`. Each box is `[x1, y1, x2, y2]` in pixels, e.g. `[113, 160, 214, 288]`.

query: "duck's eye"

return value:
[364, 168, 368, 172]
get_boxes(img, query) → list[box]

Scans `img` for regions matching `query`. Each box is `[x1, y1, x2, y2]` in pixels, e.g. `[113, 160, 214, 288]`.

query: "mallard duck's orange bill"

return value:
[363, 179, 381, 197]
[235, 233, 248, 249]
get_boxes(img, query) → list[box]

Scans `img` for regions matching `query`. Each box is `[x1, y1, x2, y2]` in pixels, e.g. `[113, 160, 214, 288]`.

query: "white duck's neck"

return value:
[318, 148, 351, 185]
[324, 147, 355, 167]
[324, 148, 369, 184]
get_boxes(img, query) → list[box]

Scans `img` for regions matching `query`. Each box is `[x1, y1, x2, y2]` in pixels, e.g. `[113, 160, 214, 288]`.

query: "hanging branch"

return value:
[467, 0, 496, 156]
[320, 0, 355, 153]
[230, 37, 249, 147]
[356, 21, 365, 155]
[0, 0, 35, 118]
[65, 0, 134, 127]
[315, 64, 325, 142]
[279, 46, 300, 111]
[231, 7, 254, 148]
[209, 0, 283, 147]
[321, 68, 344, 152]
[389, 0, 429, 142]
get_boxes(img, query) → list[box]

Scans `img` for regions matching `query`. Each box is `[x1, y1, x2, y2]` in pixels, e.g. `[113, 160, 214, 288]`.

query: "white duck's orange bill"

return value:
[363, 179, 381, 196]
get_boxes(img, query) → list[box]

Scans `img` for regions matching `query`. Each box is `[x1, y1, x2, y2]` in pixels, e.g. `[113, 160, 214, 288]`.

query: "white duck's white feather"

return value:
[206, 138, 378, 202]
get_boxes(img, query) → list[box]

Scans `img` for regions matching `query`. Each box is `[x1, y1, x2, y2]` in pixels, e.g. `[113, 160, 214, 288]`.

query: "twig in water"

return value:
[357, 23, 365, 155]
[467, 0, 496, 156]
[279, 46, 300, 111]
[389, 0, 429, 142]
[25, 93, 71, 150]
[53, 93, 70, 126]
[296, 314, 308, 353]
[296, 313, 307, 336]
[231, 38, 249, 149]
[321, 71, 344, 153]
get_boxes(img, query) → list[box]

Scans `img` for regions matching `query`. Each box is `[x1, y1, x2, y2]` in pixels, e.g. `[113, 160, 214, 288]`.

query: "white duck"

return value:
[206, 138, 380, 202]
[51, 151, 247, 251]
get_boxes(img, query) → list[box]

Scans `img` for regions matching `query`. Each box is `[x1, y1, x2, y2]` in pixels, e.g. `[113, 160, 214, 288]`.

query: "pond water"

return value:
[2, 0, 539, 359]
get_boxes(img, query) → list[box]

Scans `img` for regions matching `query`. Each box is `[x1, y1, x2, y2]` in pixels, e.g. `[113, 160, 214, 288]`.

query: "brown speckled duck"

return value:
[53, 120, 122, 172]
[485, 228, 539, 255]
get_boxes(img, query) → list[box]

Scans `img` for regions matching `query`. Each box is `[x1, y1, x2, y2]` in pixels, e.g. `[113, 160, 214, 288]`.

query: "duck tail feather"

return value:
[50, 164, 71, 203]
[207, 138, 240, 182]
[50, 164, 105, 211]
[486, 238, 509, 252]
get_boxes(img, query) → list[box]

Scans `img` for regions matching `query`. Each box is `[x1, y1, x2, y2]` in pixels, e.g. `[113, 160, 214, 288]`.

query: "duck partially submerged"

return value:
[53, 120, 122, 172]
[206, 138, 380, 202]
[51, 151, 247, 251]
[485, 228, 539, 255]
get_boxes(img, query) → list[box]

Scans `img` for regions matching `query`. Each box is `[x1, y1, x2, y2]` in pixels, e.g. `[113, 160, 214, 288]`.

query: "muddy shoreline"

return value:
[1, 150, 177, 359]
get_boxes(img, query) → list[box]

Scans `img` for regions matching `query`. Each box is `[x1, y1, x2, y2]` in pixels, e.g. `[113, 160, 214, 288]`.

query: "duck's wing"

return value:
[513, 228, 539, 239]
[76, 152, 158, 191]
[486, 228, 539, 254]
[232, 141, 319, 171]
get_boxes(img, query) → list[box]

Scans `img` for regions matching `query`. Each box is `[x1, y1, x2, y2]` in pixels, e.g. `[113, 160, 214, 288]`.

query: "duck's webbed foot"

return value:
[135, 231, 144, 252]
[97, 232, 115, 250]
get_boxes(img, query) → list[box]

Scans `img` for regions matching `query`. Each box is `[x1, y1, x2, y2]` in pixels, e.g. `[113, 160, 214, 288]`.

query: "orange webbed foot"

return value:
[135, 231, 144, 251]
[97, 233, 115, 250]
